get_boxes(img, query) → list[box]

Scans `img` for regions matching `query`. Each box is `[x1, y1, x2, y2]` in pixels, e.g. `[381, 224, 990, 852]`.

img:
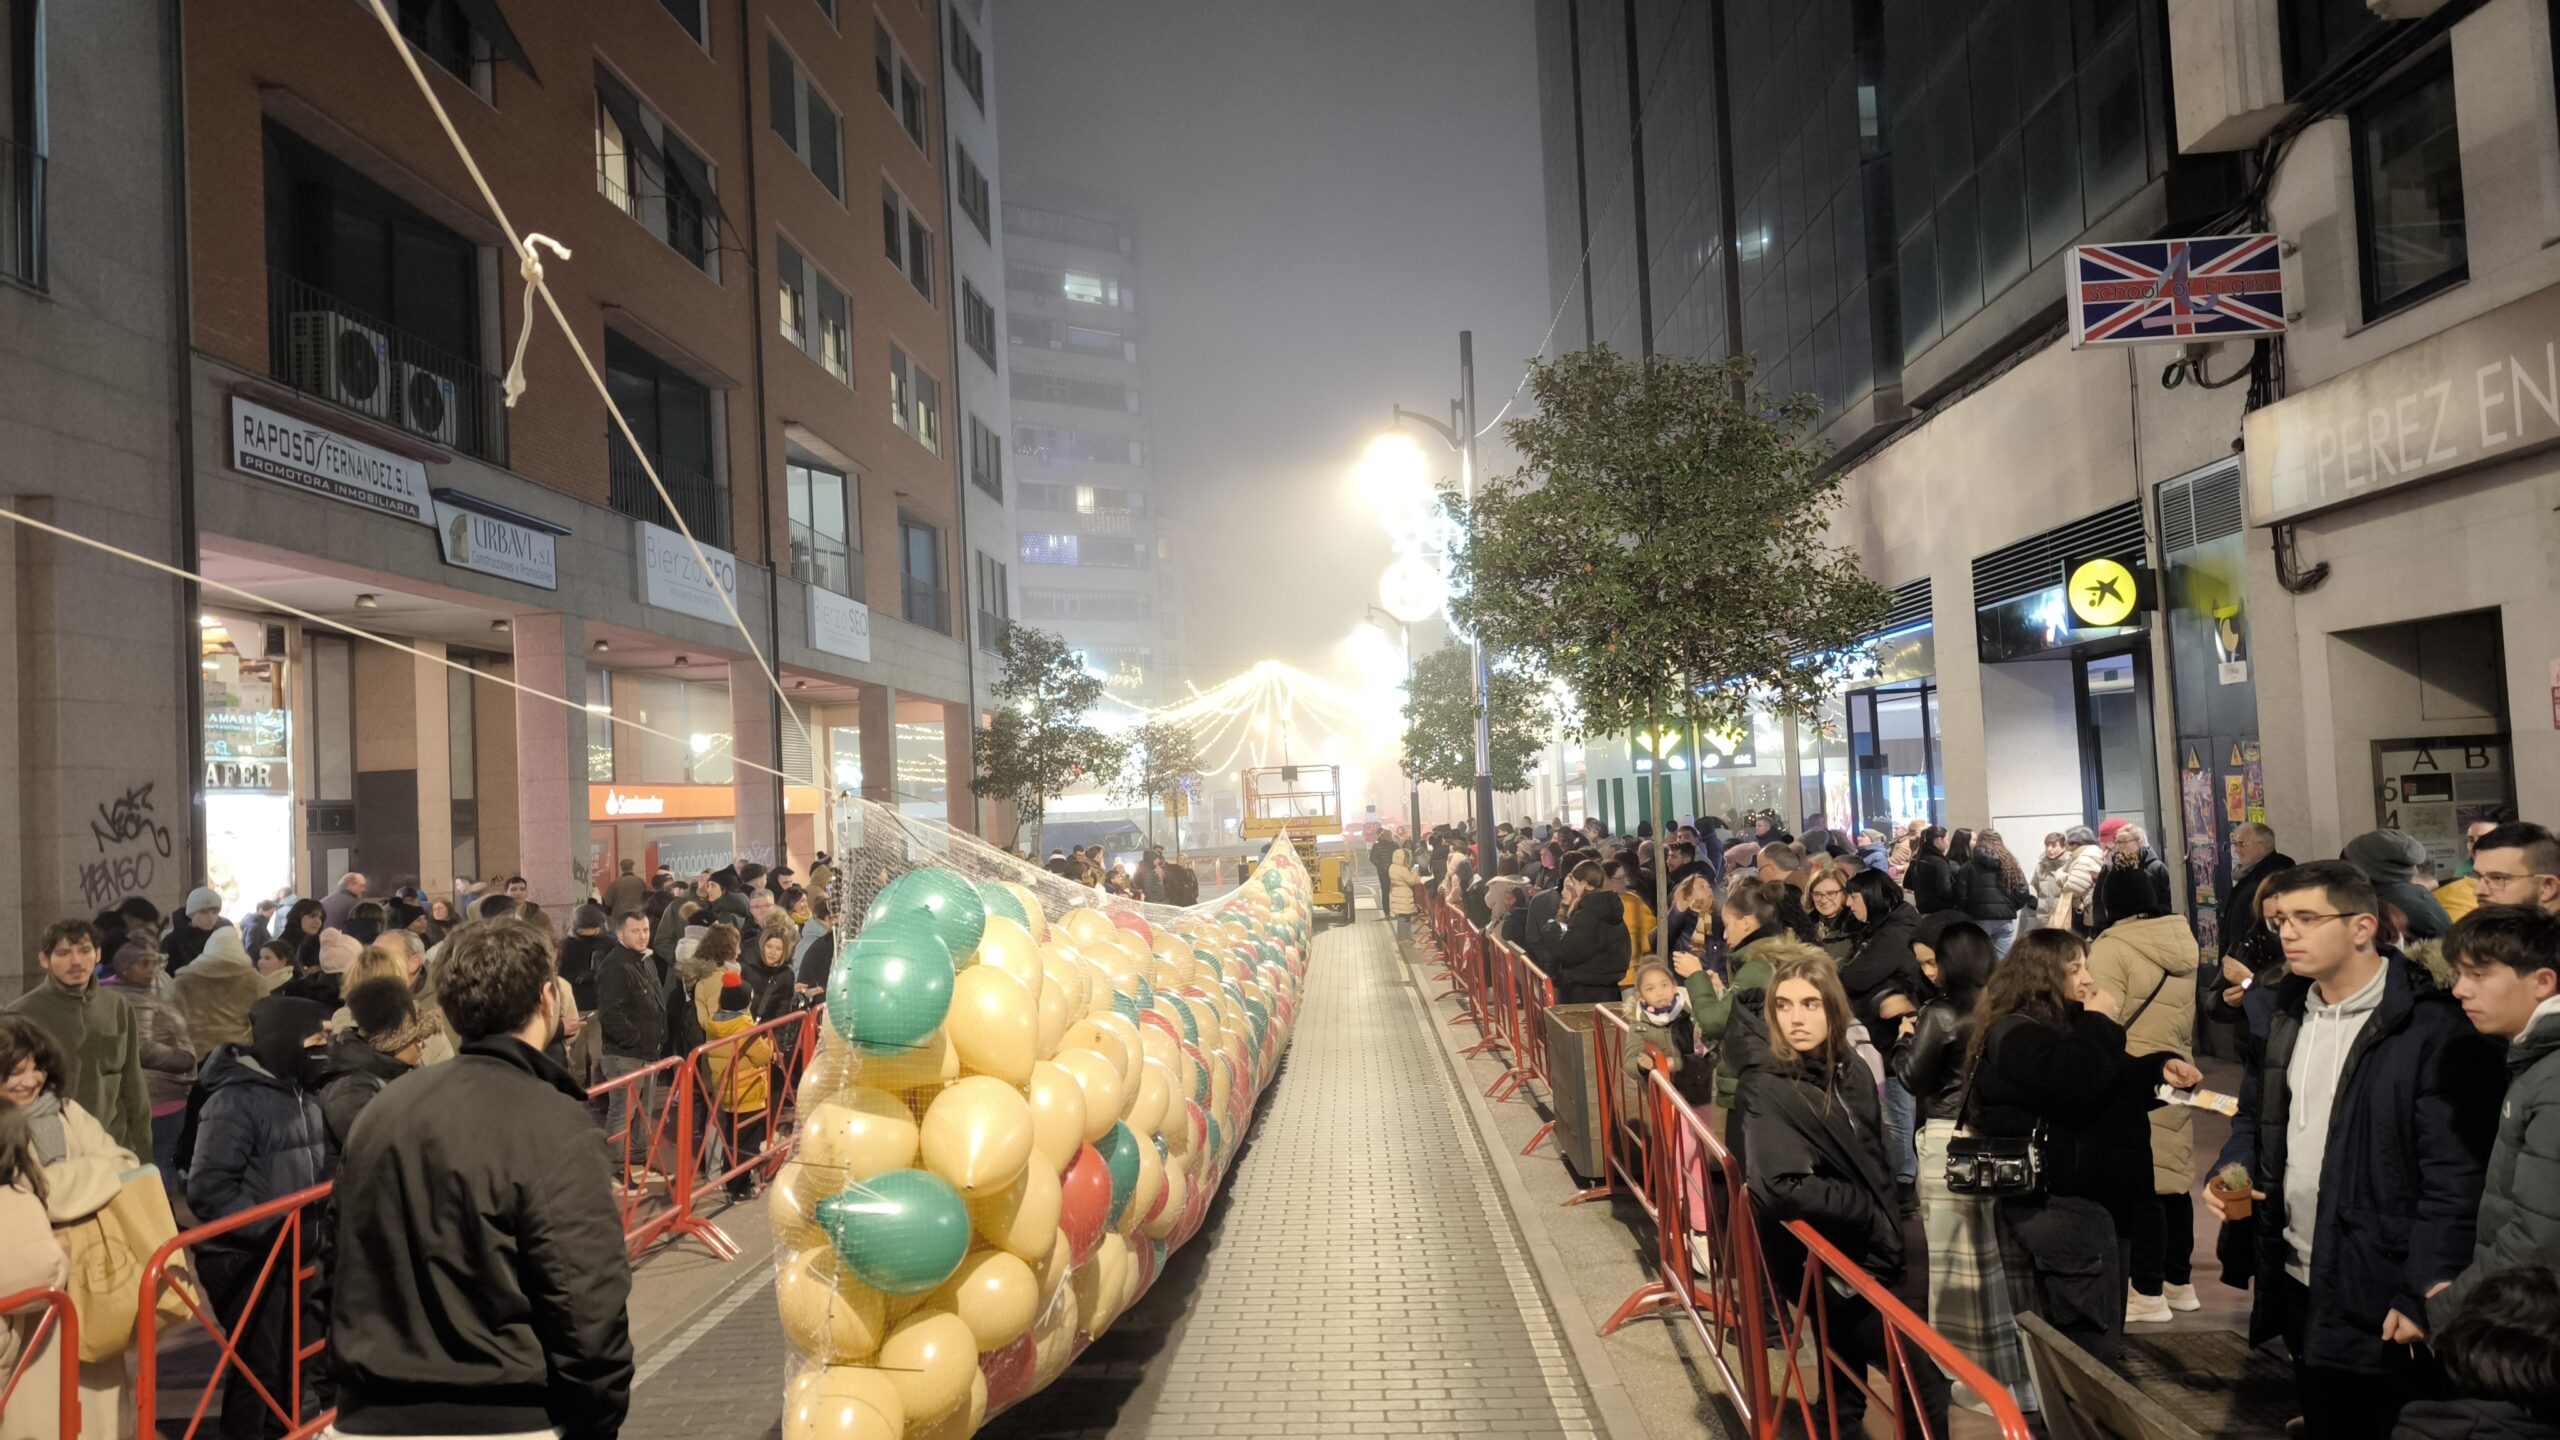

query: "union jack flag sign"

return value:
[2067, 233, 2287, 348]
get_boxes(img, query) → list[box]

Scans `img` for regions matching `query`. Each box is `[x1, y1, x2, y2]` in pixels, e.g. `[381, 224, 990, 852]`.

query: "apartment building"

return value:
[1537, 0, 2560, 947]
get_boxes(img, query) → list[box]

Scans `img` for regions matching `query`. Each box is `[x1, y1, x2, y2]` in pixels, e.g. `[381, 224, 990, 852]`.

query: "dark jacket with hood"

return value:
[1959, 848, 2032, 923]
[1728, 994, 1905, 1286]
[2224, 955, 2502, 1372]
[186, 996, 334, 1247]
[2345, 830, 2454, 941]
[1904, 852, 1959, 917]
[317, 1030, 416, 1152]
[1547, 893, 1631, 1005]
[1837, 902, 1923, 1035]
[1967, 1004, 2171, 1205]
[330, 1035, 633, 1440]
[2221, 848, 2299, 959]
[596, 942, 665, 1061]
[2427, 1000, 2560, 1331]
[738, 949, 800, 1024]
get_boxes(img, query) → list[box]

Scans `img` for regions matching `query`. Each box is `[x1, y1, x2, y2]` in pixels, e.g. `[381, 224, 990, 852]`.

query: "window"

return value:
[889, 345, 910, 431]
[776, 238, 850, 381]
[654, 0, 706, 44]
[974, 551, 1009, 650]
[950, 12, 986, 111]
[768, 37, 843, 199]
[1012, 423, 1140, 466]
[881, 183, 933, 300]
[595, 67, 718, 273]
[2352, 53, 2466, 320]
[1019, 532, 1078, 566]
[604, 331, 724, 545]
[875, 20, 927, 148]
[1012, 371, 1129, 410]
[955, 147, 991, 240]
[392, 0, 502, 90]
[901, 516, 946, 631]
[898, 62, 927, 148]
[788, 456, 855, 595]
[1061, 270, 1117, 305]
[815, 0, 837, 22]
[888, 345, 940, 451]
[4, 0, 43, 288]
[875, 21, 895, 106]
[262, 122, 497, 458]
[962, 283, 997, 368]
[967, 414, 1003, 499]
[1023, 589, 1154, 623]
[1004, 203, 1121, 250]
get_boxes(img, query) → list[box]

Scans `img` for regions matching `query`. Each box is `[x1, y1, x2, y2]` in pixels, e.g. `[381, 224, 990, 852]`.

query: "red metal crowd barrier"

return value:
[674, 1008, 820, 1261]
[137, 1182, 335, 1440]
[593, 1050, 693, 1255]
[0, 1286, 80, 1440]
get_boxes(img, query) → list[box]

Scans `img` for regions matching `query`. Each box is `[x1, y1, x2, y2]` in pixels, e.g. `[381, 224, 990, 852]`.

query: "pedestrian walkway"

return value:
[619, 915, 1606, 1440]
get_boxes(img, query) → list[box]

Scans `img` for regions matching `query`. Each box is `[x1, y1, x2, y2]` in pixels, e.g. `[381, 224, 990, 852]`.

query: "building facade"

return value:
[999, 182, 1178, 711]
[1537, 0, 2557, 947]
[4, 0, 1036, 967]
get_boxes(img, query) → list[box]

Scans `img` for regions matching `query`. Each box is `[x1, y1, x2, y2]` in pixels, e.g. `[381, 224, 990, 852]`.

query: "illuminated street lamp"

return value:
[1383, 331, 1494, 871]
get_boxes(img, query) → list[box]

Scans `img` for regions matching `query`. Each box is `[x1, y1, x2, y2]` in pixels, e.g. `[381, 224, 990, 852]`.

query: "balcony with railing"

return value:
[600, 169, 715, 272]
[977, 611, 1008, 653]
[266, 269, 503, 462]
[610, 435, 729, 549]
[1, 137, 44, 289]
[790, 522, 855, 598]
[903, 578, 949, 634]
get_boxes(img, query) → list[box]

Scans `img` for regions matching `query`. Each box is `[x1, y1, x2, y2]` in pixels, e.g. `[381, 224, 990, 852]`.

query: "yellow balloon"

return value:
[1122, 1134, 1162, 1237]
[1127, 1058, 1172, 1141]
[1038, 944, 1092, 1011]
[1002, 882, 1048, 942]
[1035, 1226, 1074, 1308]
[930, 1248, 1040, 1351]
[858, 1028, 960, 1092]
[798, 1037, 862, 1112]
[965, 1158, 1062, 1260]
[1209, 1056, 1233, 1117]
[945, 966, 1035, 1087]
[1033, 973, 1076, 1061]
[1030, 1284, 1077, 1385]
[1096, 1017, 1145, 1090]
[778, 1247, 893, 1363]
[919, 1075, 1034, 1196]
[1137, 1025, 1177, 1071]
[783, 1364, 905, 1440]
[772, 1161, 831, 1253]
[973, 916, 1045, 1001]
[1144, 1166, 1186, 1241]
[1059, 1019, 1127, 1078]
[1080, 958, 1120, 1018]
[1024, 1061, 1088, 1175]
[1060, 906, 1118, 948]
[878, 1310, 976, 1425]
[798, 1088, 921, 1187]
[905, 1370, 987, 1440]
[1050, 1049, 1123, 1143]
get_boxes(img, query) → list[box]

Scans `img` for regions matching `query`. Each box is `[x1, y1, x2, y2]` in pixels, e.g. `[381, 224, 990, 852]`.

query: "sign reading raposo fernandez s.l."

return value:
[229, 396, 432, 525]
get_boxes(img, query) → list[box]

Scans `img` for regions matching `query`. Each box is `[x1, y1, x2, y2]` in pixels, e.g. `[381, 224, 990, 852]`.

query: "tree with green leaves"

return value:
[1399, 643, 1554, 802]
[1447, 347, 1890, 957]
[973, 625, 1125, 857]
[1108, 716, 1205, 853]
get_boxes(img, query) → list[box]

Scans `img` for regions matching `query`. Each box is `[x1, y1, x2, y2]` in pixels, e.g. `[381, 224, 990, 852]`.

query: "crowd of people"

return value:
[1386, 808, 2560, 1440]
[0, 852, 862, 1440]
[1040, 844, 1203, 905]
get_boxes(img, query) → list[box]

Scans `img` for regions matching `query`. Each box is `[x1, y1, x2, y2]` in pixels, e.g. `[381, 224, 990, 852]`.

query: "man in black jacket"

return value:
[330, 918, 632, 1440]
[595, 910, 667, 1187]
[1369, 831, 1399, 916]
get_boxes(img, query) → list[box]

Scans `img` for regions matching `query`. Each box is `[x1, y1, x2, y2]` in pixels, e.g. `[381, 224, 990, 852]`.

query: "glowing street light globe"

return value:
[1378, 555, 1447, 624]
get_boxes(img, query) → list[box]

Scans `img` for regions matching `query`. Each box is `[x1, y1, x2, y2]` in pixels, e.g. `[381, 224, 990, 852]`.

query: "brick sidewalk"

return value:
[619, 916, 1603, 1440]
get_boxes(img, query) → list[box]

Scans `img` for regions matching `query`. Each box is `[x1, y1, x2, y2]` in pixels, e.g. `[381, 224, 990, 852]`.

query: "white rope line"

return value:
[0, 506, 804, 789]
[357, 0, 819, 782]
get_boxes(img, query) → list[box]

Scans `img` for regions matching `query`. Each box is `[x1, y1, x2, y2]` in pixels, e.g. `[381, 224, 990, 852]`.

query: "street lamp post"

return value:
[1365, 604, 1425, 843]
[1392, 330, 1497, 875]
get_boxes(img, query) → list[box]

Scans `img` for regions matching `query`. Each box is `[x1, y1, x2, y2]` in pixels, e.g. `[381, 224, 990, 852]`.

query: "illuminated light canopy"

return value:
[1376, 555, 1446, 624]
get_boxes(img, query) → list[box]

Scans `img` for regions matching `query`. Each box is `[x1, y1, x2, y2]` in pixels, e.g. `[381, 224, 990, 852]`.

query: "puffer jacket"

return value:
[1727, 994, 1904, 1286]
[1387, 852, 1419, 917]
[2427, 998, 2560, 1331]
[186, 1044, 332, 1248]
[2054, 844, 2105, 929]
[168, 924, 286, 1059]
[121, 976, 199, 1109]
[1547, 893, 1630, 1005]
[1693, 930, 1786, 1108]
[1960, 848, 2031, 924]
[317, 1032, 417, 1152]
[2086, 913, 2202, 1193]
[699, 1005, 777, 1114]
[2031, 854, 2068, 926]
[1837, 902, 1923, 1035]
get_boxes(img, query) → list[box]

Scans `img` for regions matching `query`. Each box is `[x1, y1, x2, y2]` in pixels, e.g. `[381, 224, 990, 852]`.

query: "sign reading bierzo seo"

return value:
[635, 521, 740, 626]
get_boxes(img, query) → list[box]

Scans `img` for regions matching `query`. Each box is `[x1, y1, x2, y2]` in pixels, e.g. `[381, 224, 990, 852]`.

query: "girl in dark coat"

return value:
[1961, 829, 2036, 958]
[1961, 928, 2197, 1366]
[1904, 827, 1959, 916]
[1838, 868, 1926, 1196]
[1733, 950, 1950, 1439]
[1545, 861, 1630, 1005]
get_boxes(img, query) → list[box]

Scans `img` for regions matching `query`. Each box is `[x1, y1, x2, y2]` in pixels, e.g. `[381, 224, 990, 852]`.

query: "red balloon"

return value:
[1139, 1009, 1179, 1039]
[981, 1330, 1037, 1410]
[1061, 1143, 1112, 1263]
[1107, 910, 1152, 944]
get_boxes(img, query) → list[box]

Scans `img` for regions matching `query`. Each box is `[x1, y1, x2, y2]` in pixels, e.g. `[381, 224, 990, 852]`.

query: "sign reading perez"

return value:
[230, 396, 432, 525]
[2245, 282, 2560, 525]
[635, 521, 740, 626]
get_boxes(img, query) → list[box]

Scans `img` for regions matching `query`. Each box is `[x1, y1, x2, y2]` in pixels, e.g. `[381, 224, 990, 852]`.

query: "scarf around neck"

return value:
[23, 1092, 66, 1166]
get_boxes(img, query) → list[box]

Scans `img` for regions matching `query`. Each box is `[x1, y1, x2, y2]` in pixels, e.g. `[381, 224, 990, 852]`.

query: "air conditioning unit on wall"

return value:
[397, 361, 459, 446]
[287, 312, 391, 420]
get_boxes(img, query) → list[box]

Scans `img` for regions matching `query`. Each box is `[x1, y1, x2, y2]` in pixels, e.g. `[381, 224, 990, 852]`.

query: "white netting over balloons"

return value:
[774, 795, 1313, 1439]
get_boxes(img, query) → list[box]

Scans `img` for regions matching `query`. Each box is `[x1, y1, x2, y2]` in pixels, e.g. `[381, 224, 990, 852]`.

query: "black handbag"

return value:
[1945, 1018, 2046, 1199]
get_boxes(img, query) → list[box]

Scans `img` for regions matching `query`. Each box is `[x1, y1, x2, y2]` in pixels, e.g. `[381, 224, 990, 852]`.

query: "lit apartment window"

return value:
[788, 456, 856, 596]
[950, 12, 986, 112]
[595, 67, 718, 274]
[962, 282, 997, 369]
[2352, 52, 2466, 320]
[955, 146, 991, 241]
[1061, 270, 1117, 305]
[888, 345, 940, 452]
[901, 516, 946, 631]
[1019, 532, 1078, 566]
[775, 239, 850, 382]
[768, 37, 843, 199]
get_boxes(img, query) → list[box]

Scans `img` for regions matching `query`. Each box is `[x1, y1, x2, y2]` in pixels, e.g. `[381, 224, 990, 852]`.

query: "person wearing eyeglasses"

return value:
[2466, 823, 2560, 918]
[2204, 859, 2505, 1440]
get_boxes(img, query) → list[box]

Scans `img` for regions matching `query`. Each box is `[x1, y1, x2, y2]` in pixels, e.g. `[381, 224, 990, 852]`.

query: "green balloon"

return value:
[1169, 999, 1199, 1046]
[1111, 989, 1140, 1023]
[1097, 1121, 1142, 1225]
[1243, 996, 1270, 1049]
[826, 923, 954, 1054]
[866, 867, 988, 961]
[1206, 1116, 1225, 1168]
[974, 878, 1030, 931]
[1134, 975, 1156, 1009]
[817, 1168, 971, 1296]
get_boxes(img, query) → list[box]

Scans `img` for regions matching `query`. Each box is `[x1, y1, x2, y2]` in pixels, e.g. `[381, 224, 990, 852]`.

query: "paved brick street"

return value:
[619, 916, 1604, 1440]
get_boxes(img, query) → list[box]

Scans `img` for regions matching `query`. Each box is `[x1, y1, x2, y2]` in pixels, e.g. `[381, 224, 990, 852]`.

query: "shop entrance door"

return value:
[2077, 647, 2160, 839]
[1847, 679, 1940, 837]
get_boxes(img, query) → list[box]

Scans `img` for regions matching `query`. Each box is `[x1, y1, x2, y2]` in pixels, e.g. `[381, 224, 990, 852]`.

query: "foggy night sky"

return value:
[993, 0, 1553, 689]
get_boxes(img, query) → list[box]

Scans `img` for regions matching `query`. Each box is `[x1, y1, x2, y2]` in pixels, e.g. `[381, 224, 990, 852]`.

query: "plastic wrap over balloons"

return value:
[866, 867, 989, 961]
[1107, 909, 1152, 944]
[919, 1075, 1034, 1196]
[981, 1328, 1037, 1411]
[777, 1247, 892, 1362]
[782, 1362, 904, 1440]
[818, 1168, 972, 1296]
[974, 877, 1030, 931]
[1050, 1049, 1124, 1142]
[878, 1309, 977, 1424]
[827, 923, 954, 1054]
[797, 1087, 921, 1186]
[930, 1248, 1039, 1351]
[944, 965, 1035, 1087]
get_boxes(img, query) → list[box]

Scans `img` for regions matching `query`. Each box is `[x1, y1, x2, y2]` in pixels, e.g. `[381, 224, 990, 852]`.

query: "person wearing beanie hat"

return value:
[169, 922, 290, 1059]
[699, 971, 775, 1201]
[166, 885, 231, 972]
[2098, 817, 2130, 849]
[556, 904, 614, 1012]
[2344, 828, 2453, 941]
[317, 927, 363, 975]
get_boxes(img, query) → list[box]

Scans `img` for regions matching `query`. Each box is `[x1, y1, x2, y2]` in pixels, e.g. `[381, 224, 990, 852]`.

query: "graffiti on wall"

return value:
[79, 781, 174, 909]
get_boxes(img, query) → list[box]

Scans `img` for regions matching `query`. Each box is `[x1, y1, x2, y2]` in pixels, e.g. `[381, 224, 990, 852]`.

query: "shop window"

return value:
[901, 515, 947, 632]
[262, 121, 500, 459]
[768, 37, 843, 199]
[2352, 52, 2466, 320]
[605, 672, 735, 785]
[788, 455, 856, 596]
[604, 330, 725, 546]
